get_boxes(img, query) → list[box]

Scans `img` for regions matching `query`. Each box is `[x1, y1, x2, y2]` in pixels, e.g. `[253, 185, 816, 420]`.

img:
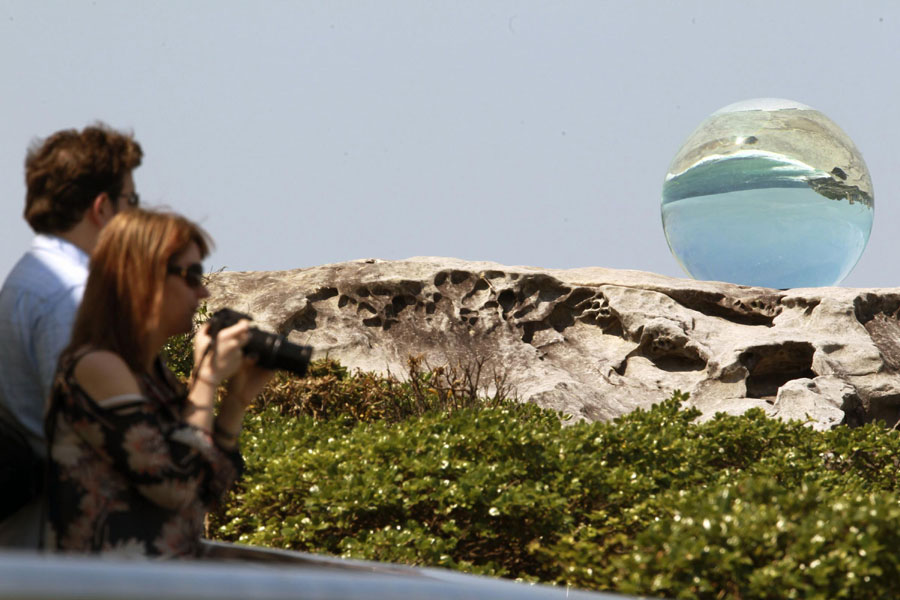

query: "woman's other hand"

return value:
[225, 358, 276, 409]
[213, 357, 275, 449]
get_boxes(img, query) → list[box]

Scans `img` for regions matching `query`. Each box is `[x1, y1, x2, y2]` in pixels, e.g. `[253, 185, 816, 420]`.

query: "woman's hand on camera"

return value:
[193, 319, 252, 386]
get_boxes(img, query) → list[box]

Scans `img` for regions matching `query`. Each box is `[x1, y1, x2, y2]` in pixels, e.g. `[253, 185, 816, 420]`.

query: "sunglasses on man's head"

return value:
[119, 191, 140, 208]
[167, 263, 205, 288]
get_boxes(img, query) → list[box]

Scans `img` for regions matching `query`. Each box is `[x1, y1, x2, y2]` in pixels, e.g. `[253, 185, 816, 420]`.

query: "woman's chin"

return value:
[163, 320, 193, 340]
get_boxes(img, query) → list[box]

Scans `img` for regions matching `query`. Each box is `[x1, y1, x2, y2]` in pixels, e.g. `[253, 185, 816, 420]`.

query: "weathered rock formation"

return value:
[205, 258, 900, 430]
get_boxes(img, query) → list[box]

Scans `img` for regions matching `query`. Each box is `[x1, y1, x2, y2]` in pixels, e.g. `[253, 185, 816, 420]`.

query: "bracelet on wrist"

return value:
[193, 374, 220, 387]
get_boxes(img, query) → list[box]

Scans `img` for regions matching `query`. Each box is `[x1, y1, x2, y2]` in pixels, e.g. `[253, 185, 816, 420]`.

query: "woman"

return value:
[44, 209, 272, 557]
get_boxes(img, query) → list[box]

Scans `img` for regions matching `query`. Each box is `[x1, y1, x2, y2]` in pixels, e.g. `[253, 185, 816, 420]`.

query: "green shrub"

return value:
[214, 401, 571, 577]
[161, 303, 209, 380]
[209, 380, 900, 598]
[613, 476, 900, 599]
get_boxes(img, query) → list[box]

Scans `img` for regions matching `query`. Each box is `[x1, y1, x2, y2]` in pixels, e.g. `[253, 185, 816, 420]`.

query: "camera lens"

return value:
[245, 329, 312, 377]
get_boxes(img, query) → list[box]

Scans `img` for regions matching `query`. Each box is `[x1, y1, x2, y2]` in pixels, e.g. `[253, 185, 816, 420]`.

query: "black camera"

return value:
[206, 308, 312, 377]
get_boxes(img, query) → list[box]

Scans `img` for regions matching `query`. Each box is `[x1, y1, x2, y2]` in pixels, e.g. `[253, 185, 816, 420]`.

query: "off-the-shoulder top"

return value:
[44, 350, 243, 557]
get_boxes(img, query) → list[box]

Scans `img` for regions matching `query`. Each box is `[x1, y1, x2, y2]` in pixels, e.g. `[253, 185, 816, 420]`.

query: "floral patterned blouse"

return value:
[44, 351, 243, 557]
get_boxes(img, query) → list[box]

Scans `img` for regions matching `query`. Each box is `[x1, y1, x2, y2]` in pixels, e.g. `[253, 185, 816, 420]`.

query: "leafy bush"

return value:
[153, 298, 900, 600]
[615, 476, 900, 599]
[207, 375, 900, 598]
[213, 400, 568, 577]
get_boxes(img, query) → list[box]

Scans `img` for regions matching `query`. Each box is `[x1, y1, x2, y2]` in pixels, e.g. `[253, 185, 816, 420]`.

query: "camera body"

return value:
[206, 308, 312, 377]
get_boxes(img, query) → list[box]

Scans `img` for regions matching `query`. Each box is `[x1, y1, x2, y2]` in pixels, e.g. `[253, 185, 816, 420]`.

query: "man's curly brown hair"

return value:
[24, 123, 143, 234]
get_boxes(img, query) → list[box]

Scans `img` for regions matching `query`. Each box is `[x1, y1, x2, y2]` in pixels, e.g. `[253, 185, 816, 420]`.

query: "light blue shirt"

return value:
[0, 235, 88, 455]
[0, 235, 87, 548]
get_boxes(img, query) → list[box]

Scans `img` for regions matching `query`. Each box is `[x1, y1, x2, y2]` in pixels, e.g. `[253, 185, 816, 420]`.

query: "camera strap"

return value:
[188, 337, 218, 393]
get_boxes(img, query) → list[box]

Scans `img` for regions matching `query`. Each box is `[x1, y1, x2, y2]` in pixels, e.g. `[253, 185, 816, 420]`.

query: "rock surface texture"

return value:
[206, 258, 900, 430]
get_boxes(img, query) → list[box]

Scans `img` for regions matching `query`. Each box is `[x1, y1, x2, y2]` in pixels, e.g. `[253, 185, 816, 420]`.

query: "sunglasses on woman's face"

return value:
[167, 263, 205, 288]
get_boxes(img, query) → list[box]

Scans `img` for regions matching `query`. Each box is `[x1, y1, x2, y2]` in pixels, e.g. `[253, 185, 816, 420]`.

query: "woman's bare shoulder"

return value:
[73, 349, 143, 403]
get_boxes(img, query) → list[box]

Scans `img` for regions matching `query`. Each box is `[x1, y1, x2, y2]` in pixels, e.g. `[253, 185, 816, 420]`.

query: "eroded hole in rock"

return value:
[513, 305, 534, 319]
[521, 321, 540, 344]
[839, 392, 870, 428]
[540, 286, 570, 303]
[285, 307, 318, 333]
[450, 270, 470, 285]
[852, 394, 900, 428]
[565, 288, 596, 309]
[434, 272, 448, 287]
[740, 341, 816, 399]
[649, 355, 706, 373]
[462, 279, 490, 303]
[578, 297, 613, 322]
[362, 316, 382, 328]
[391, 295, 414, 315]
[497, 290, 516, 313]
[355, 287, 370, 297]
[781, 297, 821, 316]
[309, 287, 338, 302]
[519, 281, 539, 301]
[572, 294, 624, 338]
[516, 276, 569, 305]
[638, 334, 707, 373]
[548, 304, 574, 332]
[854, 293, 900, 325]
[601, 319, 624, 338]
[664, 290, 781, 326]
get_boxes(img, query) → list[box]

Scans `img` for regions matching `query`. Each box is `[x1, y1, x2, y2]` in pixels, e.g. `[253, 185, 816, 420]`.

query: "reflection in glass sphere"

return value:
[661, 99, 874, 288]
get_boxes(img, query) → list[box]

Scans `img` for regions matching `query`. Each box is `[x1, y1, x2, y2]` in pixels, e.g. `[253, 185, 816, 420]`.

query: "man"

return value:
[0, 123, 142, 547]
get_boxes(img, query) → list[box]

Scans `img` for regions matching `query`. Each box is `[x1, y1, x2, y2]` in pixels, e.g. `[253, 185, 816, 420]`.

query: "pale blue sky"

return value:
[1, 1, 899, 287]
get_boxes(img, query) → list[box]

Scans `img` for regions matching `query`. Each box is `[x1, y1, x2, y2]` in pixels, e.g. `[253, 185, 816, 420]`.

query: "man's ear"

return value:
[88, 193, 116, 227]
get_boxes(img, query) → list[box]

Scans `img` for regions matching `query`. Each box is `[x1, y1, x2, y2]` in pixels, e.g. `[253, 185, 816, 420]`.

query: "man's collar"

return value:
[32, 234, 90, 268]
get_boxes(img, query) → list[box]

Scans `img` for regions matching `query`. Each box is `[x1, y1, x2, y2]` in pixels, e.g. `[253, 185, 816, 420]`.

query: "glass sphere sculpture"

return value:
[661, 98, 874, 288]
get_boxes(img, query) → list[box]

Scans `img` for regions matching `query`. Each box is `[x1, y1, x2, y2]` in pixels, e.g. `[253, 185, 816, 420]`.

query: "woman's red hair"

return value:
[66, 209, 212, 372]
